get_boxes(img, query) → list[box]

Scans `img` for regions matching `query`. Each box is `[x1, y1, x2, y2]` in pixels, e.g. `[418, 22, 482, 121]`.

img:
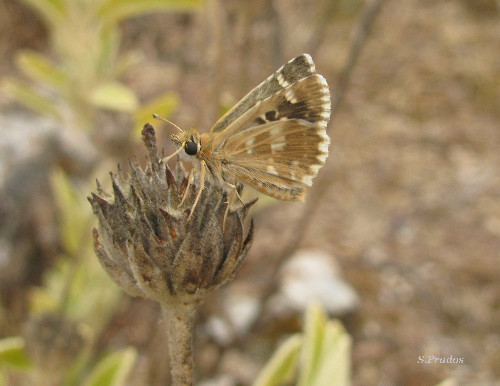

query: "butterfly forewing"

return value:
[209, 74, 330, 150]
[210, 54, 319, 134]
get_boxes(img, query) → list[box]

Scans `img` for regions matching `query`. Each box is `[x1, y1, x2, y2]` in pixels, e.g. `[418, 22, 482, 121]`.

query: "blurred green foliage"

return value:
[0, 338, 31, 370]
[0, 336, 137, 386]
[82, 348, 137, 386]
[0, 0, 204, 382]
[28, 169, 122, 328]
[0, 169, 136, 385]
[1, 0, 201, 132]
[254, 303, 352, 386]
[252, 303, 456, 386]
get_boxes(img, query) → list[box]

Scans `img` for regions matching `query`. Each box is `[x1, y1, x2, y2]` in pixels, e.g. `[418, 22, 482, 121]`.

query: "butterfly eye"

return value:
[184, 139, 198, 156]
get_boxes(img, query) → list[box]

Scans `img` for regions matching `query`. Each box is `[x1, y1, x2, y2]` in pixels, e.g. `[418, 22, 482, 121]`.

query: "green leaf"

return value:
[51, 169, 89, 256]
[254, 304, 352, 386]
[83, 348, 137, 386]
[298, 304, 351, 386]
[0, 337, 31, 370]
[311, 320, 351, 386]
[29, 286, 60, 314]
[96, 27, 121, 78]
[253, 334, 302, 386]
[89, 82, 139, 112]
[298, 303, 327, 386]
[1, 78, 60, 118]
[134, 92, 179, 133]
[99, 0, 203, 24]
[0, 369, 7, 386]
[16, 50, 66, 89]
[435, 379, 458, 386]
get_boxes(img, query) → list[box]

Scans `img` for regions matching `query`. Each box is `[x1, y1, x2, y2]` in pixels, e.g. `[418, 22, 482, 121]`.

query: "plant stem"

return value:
[162, 300, 198, 386]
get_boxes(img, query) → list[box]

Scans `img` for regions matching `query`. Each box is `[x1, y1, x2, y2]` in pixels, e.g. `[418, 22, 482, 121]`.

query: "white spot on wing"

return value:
[317, 75, 328, 87]
[271, 142, 286, 152]
[309, 164, 321, 174]
[318, 140, 329, 153]
[302, 175, 313, 186]
[317, 153, 327, 163]
[245, 136, 256, 154]
[277, 73, 290, 88]
[285, 89, 298, 104]
[317, 130, 330, 141]
[318, 120, 329, 128]
[320, 111, 331, 120]
[270, 127, 282, 136]
[320, 95, 330, 104]
[267, 165, 278, 174]
[303, 53, 316, 73]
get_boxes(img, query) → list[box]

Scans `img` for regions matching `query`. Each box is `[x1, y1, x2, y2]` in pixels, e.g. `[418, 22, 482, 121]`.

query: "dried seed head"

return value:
[88, 124, 255, 306]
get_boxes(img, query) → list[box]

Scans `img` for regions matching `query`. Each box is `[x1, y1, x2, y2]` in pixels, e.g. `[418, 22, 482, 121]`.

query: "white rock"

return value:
[205, 288, 261, 345]
[266, 249, 359, 317]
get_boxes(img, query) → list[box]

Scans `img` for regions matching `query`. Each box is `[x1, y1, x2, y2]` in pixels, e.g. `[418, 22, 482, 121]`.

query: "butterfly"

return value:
[159, 53, 331, 228]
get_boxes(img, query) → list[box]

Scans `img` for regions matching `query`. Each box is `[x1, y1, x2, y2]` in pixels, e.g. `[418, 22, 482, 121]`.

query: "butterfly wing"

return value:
[203, 54, 330, 201]
[209, 74, 330, 149]
[209, 74, 331, 201]
[222, 119, 329, 200]
[209, 54, 318, 135]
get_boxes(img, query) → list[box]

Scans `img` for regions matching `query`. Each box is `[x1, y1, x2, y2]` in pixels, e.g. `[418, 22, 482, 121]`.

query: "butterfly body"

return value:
[169, 54, 331, 206]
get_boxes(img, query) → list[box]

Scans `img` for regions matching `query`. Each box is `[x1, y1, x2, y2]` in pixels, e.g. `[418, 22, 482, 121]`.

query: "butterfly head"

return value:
[171, 129, 201, 156]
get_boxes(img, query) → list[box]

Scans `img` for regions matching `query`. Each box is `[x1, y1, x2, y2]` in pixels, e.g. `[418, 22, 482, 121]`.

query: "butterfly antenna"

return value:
[152, 113, 183, 133]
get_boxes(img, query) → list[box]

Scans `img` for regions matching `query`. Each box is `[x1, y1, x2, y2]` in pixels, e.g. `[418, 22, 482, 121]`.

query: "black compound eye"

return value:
[184, 139, 198, 156]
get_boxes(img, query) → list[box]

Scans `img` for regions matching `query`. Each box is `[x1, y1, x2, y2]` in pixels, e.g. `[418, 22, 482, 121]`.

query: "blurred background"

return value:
[0, 0, 499, 384]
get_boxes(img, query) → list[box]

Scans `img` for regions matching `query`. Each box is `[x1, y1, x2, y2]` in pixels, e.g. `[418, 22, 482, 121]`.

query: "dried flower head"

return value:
[88, 124, 255, 306]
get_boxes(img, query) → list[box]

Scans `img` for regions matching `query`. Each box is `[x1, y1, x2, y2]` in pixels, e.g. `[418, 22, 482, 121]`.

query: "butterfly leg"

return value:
[178, 167, 195, 208]
[160, 143, 185, 164]
[186, 160, 206, 221]
[222, 183, 244, 232]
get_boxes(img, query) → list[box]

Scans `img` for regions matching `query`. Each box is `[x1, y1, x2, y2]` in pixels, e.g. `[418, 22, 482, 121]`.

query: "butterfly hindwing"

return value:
[221, 119, 329, 200]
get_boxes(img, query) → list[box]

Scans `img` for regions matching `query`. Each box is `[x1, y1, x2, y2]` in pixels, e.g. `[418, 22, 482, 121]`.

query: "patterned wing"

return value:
[220, 119, 329, 201]
[206, 55, 331, 201]
[210, 54, 317, 134]
[209, 73, 330, 201]
[210, 74, 330, 151]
